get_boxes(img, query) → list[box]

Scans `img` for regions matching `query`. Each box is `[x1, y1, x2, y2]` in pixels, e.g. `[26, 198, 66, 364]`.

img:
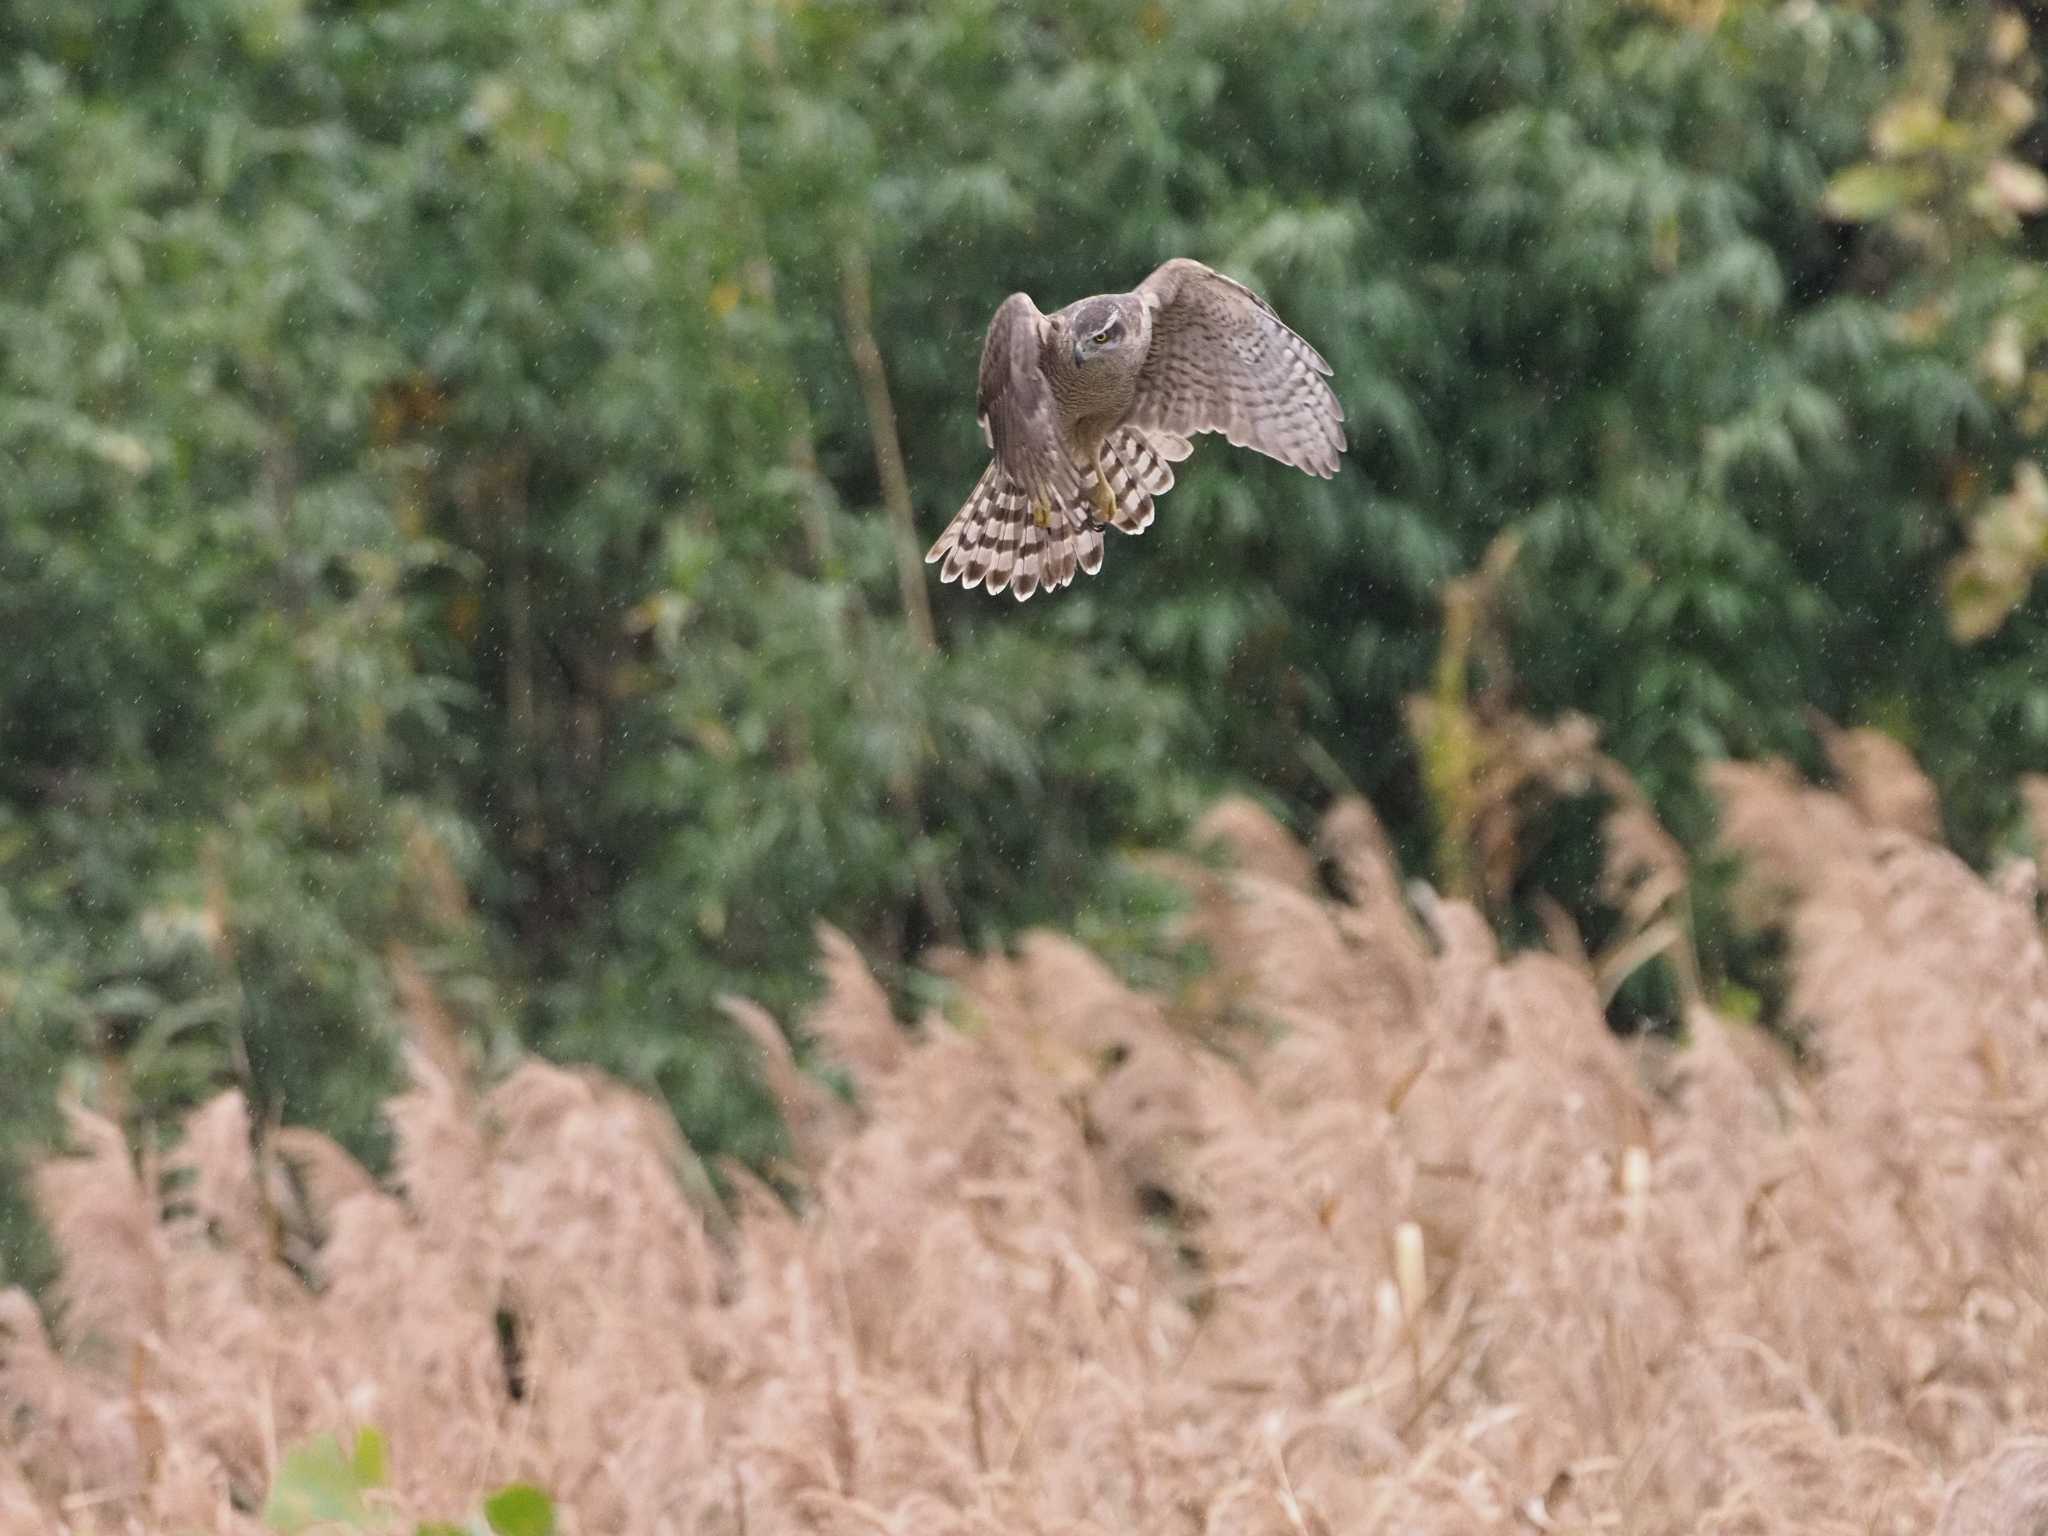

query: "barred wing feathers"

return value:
[1128, 258, 1345, 479]
[976, 291, 1083, 510]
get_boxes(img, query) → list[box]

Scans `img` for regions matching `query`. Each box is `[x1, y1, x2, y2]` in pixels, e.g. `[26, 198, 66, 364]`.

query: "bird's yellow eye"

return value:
[1091, 329, 1112, 345]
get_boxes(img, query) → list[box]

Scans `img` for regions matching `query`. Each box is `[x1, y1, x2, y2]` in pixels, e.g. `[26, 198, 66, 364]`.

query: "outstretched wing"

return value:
[1126, 258, 1346, 478]
[977, 292, 1083, 509]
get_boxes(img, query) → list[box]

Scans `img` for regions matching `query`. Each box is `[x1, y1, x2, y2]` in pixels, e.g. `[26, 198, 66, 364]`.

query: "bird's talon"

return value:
[1087, 456, 1117, 524]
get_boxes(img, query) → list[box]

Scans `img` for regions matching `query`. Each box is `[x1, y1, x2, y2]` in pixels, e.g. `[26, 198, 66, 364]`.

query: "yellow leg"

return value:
[1032, 496, 1051, 529]
[1088, 448, 1116, 525]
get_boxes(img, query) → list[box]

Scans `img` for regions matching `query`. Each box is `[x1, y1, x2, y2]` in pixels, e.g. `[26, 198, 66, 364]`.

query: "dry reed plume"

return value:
[7, 735, 2048, 1534]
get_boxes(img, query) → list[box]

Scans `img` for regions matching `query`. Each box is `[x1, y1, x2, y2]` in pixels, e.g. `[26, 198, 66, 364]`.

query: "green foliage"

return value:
[1813, 0, 2048, 644]
[259, 1426, 555, 1536]
[480, 1486, 554, 1536]
[263, 1428, 387, 1534]
[3, 0, 2045, 1266]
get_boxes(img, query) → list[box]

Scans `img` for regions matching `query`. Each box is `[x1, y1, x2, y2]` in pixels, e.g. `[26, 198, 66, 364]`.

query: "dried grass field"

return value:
[8, 736, 2048, 1534]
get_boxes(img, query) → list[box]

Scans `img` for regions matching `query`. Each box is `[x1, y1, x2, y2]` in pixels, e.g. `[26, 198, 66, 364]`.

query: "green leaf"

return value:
[352, 1427, 389, 1489]
[262, 1430, 386, 1533]
[483, 1484, 555, 1536]
[1821, 162, 1934, 221]
[1869, 96, 1951, 157]
[414, 1525, 469, 1535]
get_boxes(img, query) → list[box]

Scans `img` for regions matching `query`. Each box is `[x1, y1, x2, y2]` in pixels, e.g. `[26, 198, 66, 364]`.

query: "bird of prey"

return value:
[925, 258, 1345, 602]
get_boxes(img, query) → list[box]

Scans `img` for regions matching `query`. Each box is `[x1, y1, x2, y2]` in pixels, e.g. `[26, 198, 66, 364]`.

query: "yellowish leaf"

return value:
[90, 431, 152, 476]
[1892, 300, 1948, 344]
[1822, 162, 1933, 222]
[1990, 9, 2030, 66]
[1979, 314, 2027, 389]
[1985, 159, 2048, 216]
[1870, 96, 1947, 158]
[1988, 81, 2036, 136]
[1945, 462, 2048, 642]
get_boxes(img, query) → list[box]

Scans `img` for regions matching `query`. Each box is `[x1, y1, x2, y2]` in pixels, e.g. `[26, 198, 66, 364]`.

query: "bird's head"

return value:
[1066, 298, 1131, 368]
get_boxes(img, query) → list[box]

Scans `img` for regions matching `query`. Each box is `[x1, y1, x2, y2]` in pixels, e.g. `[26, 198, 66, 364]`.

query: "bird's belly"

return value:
[1067, 414, 1119, 459]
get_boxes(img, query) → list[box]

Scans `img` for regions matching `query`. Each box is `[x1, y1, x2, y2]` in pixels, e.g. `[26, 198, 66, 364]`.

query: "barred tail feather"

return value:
[928, 461, 1109, 602]
[926, 462, 1023, 593]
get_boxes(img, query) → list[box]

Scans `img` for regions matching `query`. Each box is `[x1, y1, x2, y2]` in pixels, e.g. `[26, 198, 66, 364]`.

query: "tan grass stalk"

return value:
[10, 752, 2048, 1535]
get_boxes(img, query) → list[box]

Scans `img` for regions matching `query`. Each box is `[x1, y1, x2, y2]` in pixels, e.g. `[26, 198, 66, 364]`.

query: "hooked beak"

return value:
[1072, 341, 1086, 367]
